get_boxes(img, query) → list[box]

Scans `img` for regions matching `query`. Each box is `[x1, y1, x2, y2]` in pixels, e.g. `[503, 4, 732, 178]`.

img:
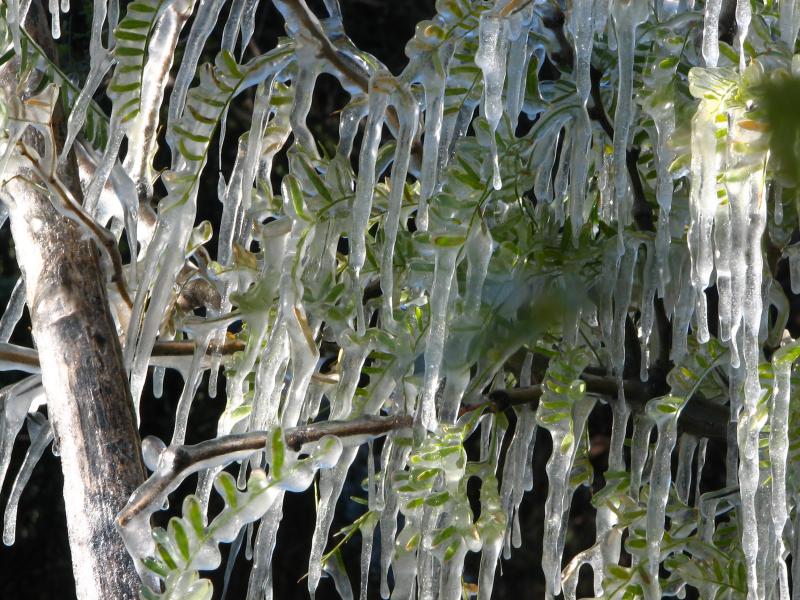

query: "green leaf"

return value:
[169, 518, 191, 561]
[183, 496, 206, 537]
[271, 429, 285, 479]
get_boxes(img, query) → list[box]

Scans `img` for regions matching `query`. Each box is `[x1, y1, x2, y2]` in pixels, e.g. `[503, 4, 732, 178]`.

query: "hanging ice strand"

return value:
[735, 0, 751, 71]
[687, 89, 718, 346]
[567, 0, 595, 239]
[770, 340, 796, 600]
[475, 7, 509, 191]
[723, 74, 769, 600]
[641, 37, 679, 292]
[350, 72, 390, 334]
[609, 0, 648, 245]
[702, 0, 722, 67]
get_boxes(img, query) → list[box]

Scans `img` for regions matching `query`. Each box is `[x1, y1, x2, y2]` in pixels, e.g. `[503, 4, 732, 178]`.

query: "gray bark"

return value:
[0, 3, 145, 599]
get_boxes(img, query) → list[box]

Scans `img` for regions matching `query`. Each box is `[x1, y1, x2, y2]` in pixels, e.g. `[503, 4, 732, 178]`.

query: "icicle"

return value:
[500, 351, 536, 558]
[670, 256, 695, 365]
[49, 0, 61, 38]
[418, 243, 459, 432]
[6, 0, 22, 57]
[416, 47, 454, 230]
[287, 64, 322, 154]
[307, 448, 359, 597]
[503, 6, 533, 130]
[60, 57, 113, 165]
[478, 527, 503, 600]
[2, 414, 53, 546]
[166, 0, 227, 134]
[324, 552, 355, 600]
[734, 126, 768, 600]
[475, 11, 509, 190]
[715, 196, 734, 346]
[609, 0, 648, 231]
[675, 434, 698, 503]
[171, 330, 214, 445]
[642, 37, 678, 294]
[786, 244, 800, 295]
[221, 0, 247, 53]
[0, 278, 25, 343]
[380, 438, 409, 599]
[0, 377, 43, 496]
[688, 103, 719, 320]
[735, 0, 751, 72]
[694, 438, 707, 507]
[380, 91, 418, 325]
[330, 338, 370, 420]
[567, 0, 595, 238]
[780, 0, 800, 47]
[644, 395, 685, 600]
[702, 0, 722, 67]
[538, 349, 594, 600]
[248, 322, 290, 433]
[771, 343, 792, 575]
[351, 73, 390, 332]
[245, 500, 284, 600]
[639, 245, 657, 380]
[358, 442, 377, 600]
[82, 114, 126, 217]
[543, 396, 595, 600]
[629, 413, 653, 501]
[611, 240, 640, 376]
[356, 533, 374, 599]
[240, 0, 259, 51]
[123, 0, 193, 199]
[594, 386, 629, 588]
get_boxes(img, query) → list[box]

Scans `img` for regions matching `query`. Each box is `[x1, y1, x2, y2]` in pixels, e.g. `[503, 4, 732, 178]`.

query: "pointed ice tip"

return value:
[492, 170, 502, 190]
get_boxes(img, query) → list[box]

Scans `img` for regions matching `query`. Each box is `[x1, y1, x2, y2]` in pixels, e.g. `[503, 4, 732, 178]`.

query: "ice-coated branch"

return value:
[0, 340, 246, 371]
[0, 343, 41, 372]
[118, 366, 729, 530]
[487, 375, 728, 441]
[276, 0, 371, 93]
[275, 0, 411, 148]
[116, 414, 413, 527]
[16, 143, 133, 308]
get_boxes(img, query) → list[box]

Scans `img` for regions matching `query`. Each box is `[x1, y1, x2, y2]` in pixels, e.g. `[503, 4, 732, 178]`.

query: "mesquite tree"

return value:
[1, 0, 800, 598]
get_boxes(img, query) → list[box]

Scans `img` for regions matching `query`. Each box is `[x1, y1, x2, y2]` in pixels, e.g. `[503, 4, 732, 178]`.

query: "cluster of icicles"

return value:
[2, 0, 800, 598]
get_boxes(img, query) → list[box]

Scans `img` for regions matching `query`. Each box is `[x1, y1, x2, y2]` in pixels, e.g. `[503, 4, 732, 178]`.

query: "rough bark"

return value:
[0, 3, 145, 599]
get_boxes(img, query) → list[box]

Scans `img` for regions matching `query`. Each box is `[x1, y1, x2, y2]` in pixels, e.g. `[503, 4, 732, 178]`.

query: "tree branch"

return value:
[0, 3, 145, 598]
[116, 414, 413, 528]
[117, 367, 727, 530]
[487, 375, 727, 441]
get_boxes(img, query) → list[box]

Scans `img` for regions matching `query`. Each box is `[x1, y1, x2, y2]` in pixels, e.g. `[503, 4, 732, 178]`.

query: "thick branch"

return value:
[0, 4, 145, 599]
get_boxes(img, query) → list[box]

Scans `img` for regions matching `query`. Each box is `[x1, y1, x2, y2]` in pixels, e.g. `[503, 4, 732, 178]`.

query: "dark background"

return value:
[0, 1, 735, 598]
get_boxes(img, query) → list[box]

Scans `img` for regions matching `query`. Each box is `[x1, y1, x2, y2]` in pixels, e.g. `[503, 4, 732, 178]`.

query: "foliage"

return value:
[3, 0, 800, 599]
